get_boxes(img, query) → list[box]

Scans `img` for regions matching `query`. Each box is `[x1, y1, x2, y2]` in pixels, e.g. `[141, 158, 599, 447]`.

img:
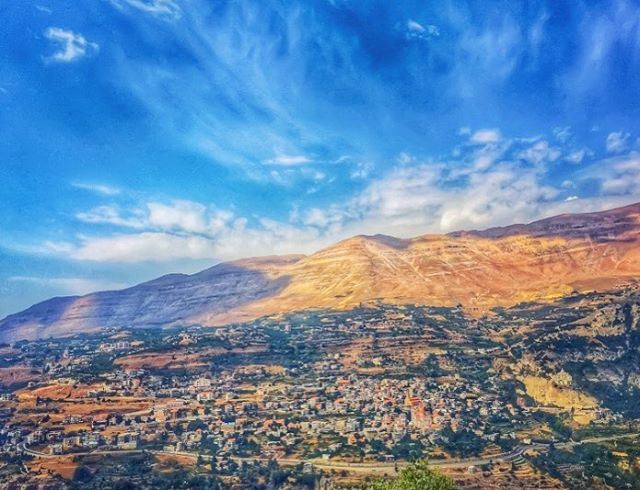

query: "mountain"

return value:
[3, 202, 640, 342]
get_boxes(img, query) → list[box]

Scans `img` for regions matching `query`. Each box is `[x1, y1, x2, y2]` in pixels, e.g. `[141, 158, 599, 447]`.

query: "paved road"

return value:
[20, 432, 640, 474]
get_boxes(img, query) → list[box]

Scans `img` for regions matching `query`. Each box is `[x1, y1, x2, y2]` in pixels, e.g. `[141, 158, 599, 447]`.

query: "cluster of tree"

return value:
[365, 462, 458, 490]
[439, 426, 486, 458]
[235, 460, 319, 488]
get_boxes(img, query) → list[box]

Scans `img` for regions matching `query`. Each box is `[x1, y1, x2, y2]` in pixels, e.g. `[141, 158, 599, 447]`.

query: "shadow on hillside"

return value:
[0, 263, 294, 340]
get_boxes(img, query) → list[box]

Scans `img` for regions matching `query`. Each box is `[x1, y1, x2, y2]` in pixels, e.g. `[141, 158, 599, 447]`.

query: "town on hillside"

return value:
[0, 288, 639, 488]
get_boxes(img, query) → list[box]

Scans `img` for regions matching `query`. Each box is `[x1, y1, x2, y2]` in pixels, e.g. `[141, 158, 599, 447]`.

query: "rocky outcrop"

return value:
[521, 375, 599, 424]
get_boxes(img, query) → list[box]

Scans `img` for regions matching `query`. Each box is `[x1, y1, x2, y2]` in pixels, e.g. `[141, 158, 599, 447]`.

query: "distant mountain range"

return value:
[3, 202, 640, 342]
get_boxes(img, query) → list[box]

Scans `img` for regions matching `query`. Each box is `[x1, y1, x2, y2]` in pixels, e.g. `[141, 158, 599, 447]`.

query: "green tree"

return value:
[365, 461, 458, 490]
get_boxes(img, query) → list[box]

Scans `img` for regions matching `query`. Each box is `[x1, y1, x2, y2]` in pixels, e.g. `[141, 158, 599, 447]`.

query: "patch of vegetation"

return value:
[363, 461, 458, 489]
[531, 443, 639, 489]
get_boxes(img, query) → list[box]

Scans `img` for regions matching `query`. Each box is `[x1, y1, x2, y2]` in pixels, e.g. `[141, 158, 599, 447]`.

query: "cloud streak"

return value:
[108, 0, 181, 19]
[265, 155, 313, 166]
[71, 182, 121, 196]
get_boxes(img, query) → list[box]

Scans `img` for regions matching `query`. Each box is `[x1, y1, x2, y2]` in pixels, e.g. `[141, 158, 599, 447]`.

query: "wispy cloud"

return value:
[606, 131, 631, 154]
[295, 134, 640, 238]
[594, 152, 640, 195]
[71, 182, 121, 196]
[57, 199, 324, 262]
[43, 27, 98, 63]
[553, 126, 572, 143]
[64, 222, 324, 263]
[404, 20, 440, 40]
[470, 129, 502, 144]
[76, 205, 145, 229]
[71, 232, 217, 263]
[34, 5, 52, 14]
[108, 0, 181, 19]
[564, 147, 592, 164]
[265, 154, 312, 166]
[516, 140, 561, 165]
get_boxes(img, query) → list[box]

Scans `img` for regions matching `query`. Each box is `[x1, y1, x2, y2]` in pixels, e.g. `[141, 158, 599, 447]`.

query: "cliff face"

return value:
[521, 375, 599, 424]
[4, 203, 640, 342]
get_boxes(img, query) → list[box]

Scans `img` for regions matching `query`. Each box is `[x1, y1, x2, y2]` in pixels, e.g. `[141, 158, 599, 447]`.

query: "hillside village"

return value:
[0, 292, 638, 488]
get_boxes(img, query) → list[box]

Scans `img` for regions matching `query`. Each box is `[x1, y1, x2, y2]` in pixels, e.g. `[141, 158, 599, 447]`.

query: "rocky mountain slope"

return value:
[3, 202, 640, 342]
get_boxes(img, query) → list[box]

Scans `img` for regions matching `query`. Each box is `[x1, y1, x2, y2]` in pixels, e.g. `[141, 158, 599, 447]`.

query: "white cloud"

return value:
[438, 170, 557, 231]
[147, 200, 208, 233]
[598, 153, 640, 195]
[265, 154, 312, 166]
[71, 182, 121, 196]
[397, 152, 415, 164]
[44, 27, 98, 63]
[553, 126, 572, 143]
[311, 171, 326, 181]
[470, 129, 502, 144]
[294, 138, 640, 240]
[350, 161, 373, 180]
[50, 199, 327, 263]
[9, 276, 126, 296]
[109, 0, 181, 19]
[469, 142, 506, 171]
[407, 20, 425, 32]
[516, 140, 561, 165]
[65, 220, 325, 263]
[561, 180, 574, 188]
[457, 168, 552, 230]
[300, 210, 334, 232]
[297, 152, 640, 240]
[606, 131, 631, 154]
[76, 201, 230, 235]
[564, 147, 592, 164]
[71, 232, 217, 263]
[325, 145, 640, 237]
[405, 20, 440, 40]
[298, 159, 558, 237]
[76, 205, 146, 229]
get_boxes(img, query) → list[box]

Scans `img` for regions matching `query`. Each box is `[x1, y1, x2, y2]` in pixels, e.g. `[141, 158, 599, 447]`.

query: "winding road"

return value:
[19, 432, 640, 474]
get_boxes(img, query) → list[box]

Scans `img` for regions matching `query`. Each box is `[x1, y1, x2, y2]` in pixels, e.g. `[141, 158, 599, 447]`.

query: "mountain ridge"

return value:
[4, 202, 640, 342]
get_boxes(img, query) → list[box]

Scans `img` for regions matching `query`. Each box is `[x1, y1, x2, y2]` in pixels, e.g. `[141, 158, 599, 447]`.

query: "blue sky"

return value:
[2, 0, 640, 317]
